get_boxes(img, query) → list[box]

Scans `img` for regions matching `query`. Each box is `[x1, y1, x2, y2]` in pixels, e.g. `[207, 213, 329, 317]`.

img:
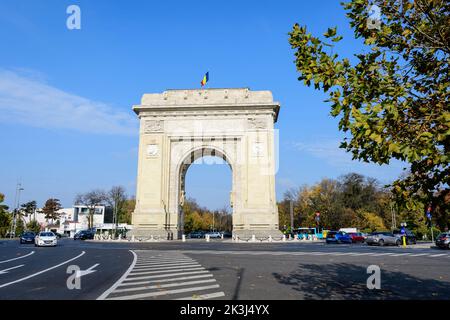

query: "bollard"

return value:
[402, 235, 406, 248]
[269, 235, 273, 242]
[206, 234, 210, 242]
[131, 235, 135, 242]
[282, 235, 286, 242]
[182, 234, 186, 242]
[221, 234, 224, 240]
[251, 235, 256, 242]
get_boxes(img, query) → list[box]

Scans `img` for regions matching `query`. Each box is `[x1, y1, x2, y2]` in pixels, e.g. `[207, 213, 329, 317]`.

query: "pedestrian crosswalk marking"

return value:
[117, 274, 214, 287]
[107, 284, 221, 300]
[113, 279, 217, 293]
[98, 251, 224, 300]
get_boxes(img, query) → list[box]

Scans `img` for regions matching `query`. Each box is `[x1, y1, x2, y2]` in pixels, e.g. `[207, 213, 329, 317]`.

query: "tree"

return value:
[26, 220, 41, 233]
[75, 190, 108, 229]
[288, 0, 449, 216]
[40, 199, 62, 224]
[122, 198, 135, 224]
[0, 193, 11, 238]
[107, 186, 127, 236]
[20, 201, 37, 221]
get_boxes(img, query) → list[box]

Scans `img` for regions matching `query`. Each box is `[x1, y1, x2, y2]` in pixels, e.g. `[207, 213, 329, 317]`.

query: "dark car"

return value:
[393, 229, 417, 245]
[74, 230, 95, 240]
[348, 232, 365, 243]
[20, 232, 36, 244]
[435, 232, 450, 249]
[326, 231, 352, 244]
[188, 231, 205, 239]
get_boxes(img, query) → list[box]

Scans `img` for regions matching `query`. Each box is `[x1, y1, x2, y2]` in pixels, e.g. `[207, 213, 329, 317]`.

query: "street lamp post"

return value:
[10, 183, 24, 238]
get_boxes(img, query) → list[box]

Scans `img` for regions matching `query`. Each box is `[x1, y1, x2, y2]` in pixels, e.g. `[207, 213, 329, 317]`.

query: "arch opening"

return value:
[177, 148, 233, 239]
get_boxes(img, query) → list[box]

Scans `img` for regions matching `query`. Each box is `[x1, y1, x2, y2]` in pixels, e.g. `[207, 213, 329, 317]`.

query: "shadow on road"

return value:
[273, 263, 450, 300]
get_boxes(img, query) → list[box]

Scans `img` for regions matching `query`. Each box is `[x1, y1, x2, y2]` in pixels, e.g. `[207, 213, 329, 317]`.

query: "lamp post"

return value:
[10, 183, 24, 238]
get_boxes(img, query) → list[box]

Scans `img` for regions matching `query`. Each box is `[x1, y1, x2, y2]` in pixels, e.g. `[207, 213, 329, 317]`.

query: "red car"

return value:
[348, 232, 365, 243]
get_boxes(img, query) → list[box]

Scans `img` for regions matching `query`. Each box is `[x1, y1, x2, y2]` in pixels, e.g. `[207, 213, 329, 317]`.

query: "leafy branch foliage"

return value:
[288, 0, 449, 213]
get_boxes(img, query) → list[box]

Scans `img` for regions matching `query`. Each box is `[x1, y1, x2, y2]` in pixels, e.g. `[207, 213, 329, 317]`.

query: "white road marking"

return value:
[135, 260, 194, 266]
[117, 274, 214, 287]
[0, 251, 35, 264]
[0, 264, 24, 275]
[133, 262, 199, 269]
[107, 284, 220, 300]
[409, 253, 428, 257]
[389, 253, 412, 257]
[429, 253, 447, 257]
[76, 263, 100, 278]
[130, 264, 201, 274]
[97, 250, 137, 300]
[0, 251, 85, 289]
[113, 279, 217, 293]
[123, 270, 210, 282]
[127, 267, 206, 279]
[176, 292, 225, 300]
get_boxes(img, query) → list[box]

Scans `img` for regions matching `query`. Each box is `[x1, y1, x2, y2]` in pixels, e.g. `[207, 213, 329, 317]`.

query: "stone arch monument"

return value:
[131, 88, 282, 239]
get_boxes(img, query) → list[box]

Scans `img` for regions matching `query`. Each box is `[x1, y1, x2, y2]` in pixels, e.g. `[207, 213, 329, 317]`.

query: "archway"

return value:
[131, 88, 282, 240]
[177, 148, 233, 238]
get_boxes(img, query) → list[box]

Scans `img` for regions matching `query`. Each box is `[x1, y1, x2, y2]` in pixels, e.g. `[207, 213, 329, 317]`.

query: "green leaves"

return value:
[289, 0, 450, 214]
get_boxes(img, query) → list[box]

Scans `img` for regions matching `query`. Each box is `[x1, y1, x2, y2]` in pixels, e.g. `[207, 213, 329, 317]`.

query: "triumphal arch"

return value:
[131, 88, 281, 239]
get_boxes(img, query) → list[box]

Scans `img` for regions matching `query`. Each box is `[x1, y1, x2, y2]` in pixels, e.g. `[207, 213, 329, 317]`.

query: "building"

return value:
[24, 205, 132, 237]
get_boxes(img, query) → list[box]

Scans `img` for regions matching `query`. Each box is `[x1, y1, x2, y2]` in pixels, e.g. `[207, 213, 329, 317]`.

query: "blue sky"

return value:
[0, 0, 406, 210]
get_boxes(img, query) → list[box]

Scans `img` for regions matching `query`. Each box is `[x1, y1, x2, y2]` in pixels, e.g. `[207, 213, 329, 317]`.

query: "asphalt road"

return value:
[0, 238, 449, 300]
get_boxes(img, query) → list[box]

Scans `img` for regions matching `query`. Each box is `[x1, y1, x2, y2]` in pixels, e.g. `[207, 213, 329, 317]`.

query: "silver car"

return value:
[366, 232, 401, 246]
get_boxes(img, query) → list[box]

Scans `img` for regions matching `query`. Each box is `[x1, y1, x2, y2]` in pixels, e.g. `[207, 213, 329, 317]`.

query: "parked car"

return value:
[325, 231, 352, 244]
[366, 232, 401, 246]
[188, 231, 205, 239]
[205, 231, 222, 239]
[435, 232, 450, 249]
[222, 231, 232, 238]
[393, 229, 417, 245]
[19, 232, 36, 244]
[35, 231, 57, 247]
[74, 230, 95, 240]
[348, 232, 365, 243]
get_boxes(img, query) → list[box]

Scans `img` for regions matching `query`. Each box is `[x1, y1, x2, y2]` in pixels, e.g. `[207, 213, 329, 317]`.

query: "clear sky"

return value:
[0, 0, 405, 210]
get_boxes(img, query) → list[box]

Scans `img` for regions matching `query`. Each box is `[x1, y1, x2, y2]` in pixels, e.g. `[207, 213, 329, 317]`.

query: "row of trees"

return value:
[0, 196, 63, 237]
[278, 173, 448, 238]
[182, 198, 232, 233]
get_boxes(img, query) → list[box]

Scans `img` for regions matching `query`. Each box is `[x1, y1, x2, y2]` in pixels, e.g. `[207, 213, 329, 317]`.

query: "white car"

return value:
[35, 231, 58, 247]
[206, 232, 222, 239]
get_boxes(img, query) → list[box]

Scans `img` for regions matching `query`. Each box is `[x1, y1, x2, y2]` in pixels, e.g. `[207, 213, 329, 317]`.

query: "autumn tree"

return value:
[40, 198, 62, 224]
[289, 0, 449, 221]
[107, 186, 127, 234]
